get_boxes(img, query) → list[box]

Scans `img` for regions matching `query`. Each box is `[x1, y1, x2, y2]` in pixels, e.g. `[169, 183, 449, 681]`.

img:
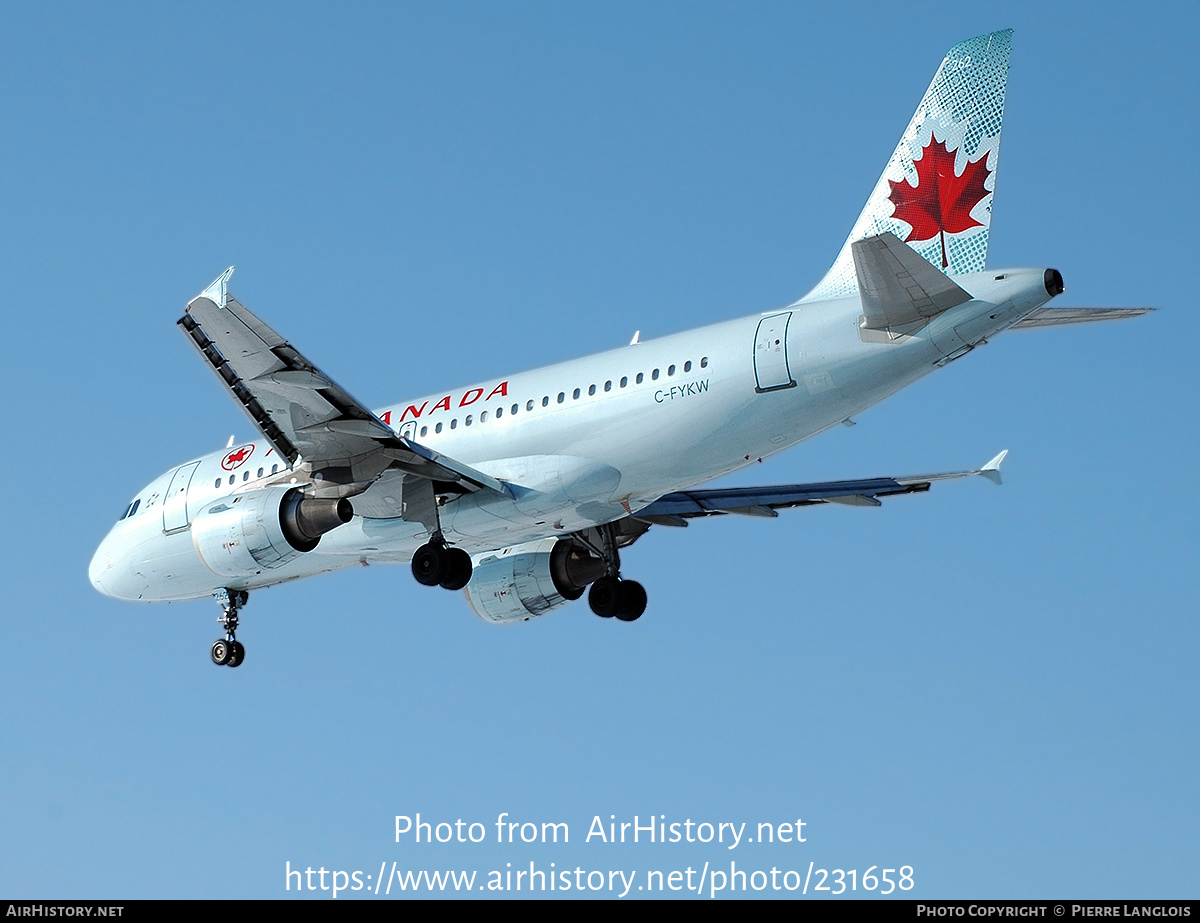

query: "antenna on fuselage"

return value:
[629, 331, 640, 345]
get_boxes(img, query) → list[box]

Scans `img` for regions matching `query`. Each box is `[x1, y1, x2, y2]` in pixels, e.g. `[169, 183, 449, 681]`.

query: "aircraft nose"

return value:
[89, 540, 112, 596]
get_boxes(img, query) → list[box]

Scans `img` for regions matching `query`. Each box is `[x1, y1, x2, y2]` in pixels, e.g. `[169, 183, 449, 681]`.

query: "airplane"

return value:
[88, 29, 1150, 667]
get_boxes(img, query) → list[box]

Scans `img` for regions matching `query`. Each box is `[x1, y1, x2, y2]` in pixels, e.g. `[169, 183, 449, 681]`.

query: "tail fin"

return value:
[798, 30, 1012, 303]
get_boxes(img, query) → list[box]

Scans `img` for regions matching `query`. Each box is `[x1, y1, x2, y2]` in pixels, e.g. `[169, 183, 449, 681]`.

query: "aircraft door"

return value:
[399, 421, 417, 440]
[754, 312, 796, 392]
[162, 461, 201, 533]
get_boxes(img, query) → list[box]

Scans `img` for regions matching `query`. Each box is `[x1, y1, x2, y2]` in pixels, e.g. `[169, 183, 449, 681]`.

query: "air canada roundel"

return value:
[221, 444, 255, 471]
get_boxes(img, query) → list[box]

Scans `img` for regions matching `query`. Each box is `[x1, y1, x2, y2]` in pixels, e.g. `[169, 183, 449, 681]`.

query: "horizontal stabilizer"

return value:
[853, 233, 972, 331]
[1010, 307, 1154, 329]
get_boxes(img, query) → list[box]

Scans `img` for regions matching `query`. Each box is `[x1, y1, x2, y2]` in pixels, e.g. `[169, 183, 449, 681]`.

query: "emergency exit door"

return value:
[162, 461, 201, 533]
[753, 312, 796, 392]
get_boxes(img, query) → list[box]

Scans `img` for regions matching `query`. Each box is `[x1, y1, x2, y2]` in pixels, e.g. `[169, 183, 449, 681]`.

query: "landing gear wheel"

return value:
[412, 542, 449, 586]
[615, 580, 647, 622]
[211, 588, 248, 667]
[588, 576, 620, 618]
[439, 548, 473, 591]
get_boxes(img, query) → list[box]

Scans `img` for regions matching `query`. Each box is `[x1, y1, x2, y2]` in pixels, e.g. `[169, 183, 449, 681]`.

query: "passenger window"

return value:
[436, 422, 443, 434]
[214, 479, 221, 489]
[272, 464, 279, 474]
[450, 419, 458, 430]
[589, 384, 596, 395]
[228, 475, 235, 486]
[257, 467, 264, 477]
[243, 470, 249, 481]
[667, 364, 675, 376]
[542, 396, 549, 407]
[420, 426, 428, 437]
[465, 415, 473, 426]
[652, 368, 660, 380]
[513, 403, 520, 414]
[604, 380, 612, 392]
[573, 388, 580, 399]
[636, 373, 644, 384]
[684, 360, 692, 372]
[701, 357, 708, 368]
[620, 376, 628, 388]
[557, 392, 565, 404]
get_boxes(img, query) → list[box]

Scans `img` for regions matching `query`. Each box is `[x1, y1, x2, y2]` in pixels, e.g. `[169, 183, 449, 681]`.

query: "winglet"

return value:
[198, 266, 235, 308]
[979, 449, 1007, 486]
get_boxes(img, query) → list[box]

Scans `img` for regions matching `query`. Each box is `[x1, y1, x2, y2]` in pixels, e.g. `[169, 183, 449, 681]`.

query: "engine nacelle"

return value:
[191, 486, 353, 578]
[464, 538, 606, 623]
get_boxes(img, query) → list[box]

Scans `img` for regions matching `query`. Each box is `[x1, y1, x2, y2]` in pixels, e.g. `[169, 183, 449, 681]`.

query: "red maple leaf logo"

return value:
[222, 445, 254, 471]
[887, 136, 992, 268]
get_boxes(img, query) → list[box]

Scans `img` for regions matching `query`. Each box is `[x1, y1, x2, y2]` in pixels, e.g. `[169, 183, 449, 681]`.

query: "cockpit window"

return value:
[120, 499, 140, 521]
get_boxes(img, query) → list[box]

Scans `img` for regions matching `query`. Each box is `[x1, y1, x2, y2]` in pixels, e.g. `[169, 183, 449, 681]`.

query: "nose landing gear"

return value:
[211, 588, 248, 667]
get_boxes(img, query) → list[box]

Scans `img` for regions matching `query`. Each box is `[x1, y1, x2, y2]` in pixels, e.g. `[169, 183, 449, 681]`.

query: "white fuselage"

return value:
[88, 269, 1052, 603]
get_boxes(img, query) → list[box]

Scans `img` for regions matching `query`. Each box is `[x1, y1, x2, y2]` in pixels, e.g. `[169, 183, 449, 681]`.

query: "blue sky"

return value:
[2, 1, 1196, 899]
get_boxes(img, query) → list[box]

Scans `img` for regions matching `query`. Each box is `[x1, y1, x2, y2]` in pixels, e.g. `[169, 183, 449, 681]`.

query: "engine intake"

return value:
[464, 539, 605, 623]
[192, 486, 353, 577]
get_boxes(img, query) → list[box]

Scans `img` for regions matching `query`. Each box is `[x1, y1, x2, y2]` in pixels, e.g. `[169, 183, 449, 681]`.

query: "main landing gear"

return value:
[582, 523, 647, 622]
[411, 535, 473, 591]
[210, 588, 247, 667]
[588, 575, 647, 622]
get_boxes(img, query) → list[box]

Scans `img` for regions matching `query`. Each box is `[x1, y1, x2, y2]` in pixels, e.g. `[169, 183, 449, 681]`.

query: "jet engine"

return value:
[464, 538, 606, 623]
[191, 486, 353, 578]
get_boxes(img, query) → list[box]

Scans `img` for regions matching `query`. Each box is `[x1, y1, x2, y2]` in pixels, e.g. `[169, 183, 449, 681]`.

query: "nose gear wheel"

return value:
[210, 588, 248, 667]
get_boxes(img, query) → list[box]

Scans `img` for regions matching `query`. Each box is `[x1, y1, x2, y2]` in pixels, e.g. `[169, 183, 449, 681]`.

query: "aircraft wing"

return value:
[632, 451, 1007, 526]
[177, 268, 506, 498]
